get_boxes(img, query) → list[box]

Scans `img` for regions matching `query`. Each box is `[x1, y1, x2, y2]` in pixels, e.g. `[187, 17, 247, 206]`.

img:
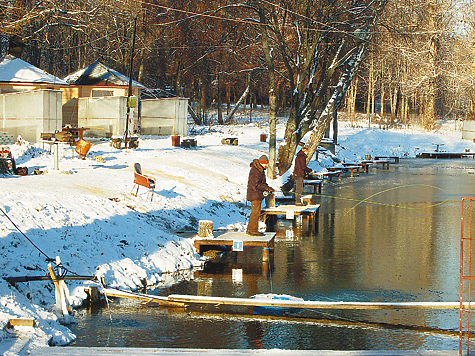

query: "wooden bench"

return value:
[261, 204, 320, 233]
[110, 136, 139, 149]
[221, 137, 238, 145]
[181, 138, 197, 148]
[303, 179, 322, 194]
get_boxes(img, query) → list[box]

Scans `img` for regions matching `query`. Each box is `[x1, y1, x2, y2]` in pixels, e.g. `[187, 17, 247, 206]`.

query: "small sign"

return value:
[232, 269, 243, 282]
[127, 97, 137, 108]
[286, 210, 295, 219]
[233, 240, 244, 251]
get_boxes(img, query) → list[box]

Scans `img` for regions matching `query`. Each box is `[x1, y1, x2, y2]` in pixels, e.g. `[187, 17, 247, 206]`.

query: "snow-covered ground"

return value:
[0, 115, 474, 353]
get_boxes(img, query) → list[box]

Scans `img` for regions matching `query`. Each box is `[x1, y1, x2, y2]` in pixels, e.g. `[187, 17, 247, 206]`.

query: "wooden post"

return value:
[87, 286, 100, 303]
[47, 256, 72, 322]
[266, 193, 275, 208]
[262, 247, 269, 263]
[198, 220, 213, 237]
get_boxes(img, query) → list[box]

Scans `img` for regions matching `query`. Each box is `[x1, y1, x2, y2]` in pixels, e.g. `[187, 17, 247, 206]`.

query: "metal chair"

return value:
[131, 163, 156, 201]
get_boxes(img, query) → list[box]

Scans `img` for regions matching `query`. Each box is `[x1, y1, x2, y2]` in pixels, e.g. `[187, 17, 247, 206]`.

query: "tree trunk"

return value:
[217, 71, 223, 125]
[224, 73, 251, 123]
[268, 91, 277, 179]
[305, 36, 373, 163]
[259, 6, 277, 179]
[380, 77, 385, 127]
[366, 56, 373, 127]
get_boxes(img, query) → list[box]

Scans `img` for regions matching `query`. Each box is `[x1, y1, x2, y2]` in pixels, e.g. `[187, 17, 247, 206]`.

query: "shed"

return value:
[0, 55, 69, 92]
[0, 89, 63, 143]
[62, 62, 146, 131]
[0, 55, 66, 142]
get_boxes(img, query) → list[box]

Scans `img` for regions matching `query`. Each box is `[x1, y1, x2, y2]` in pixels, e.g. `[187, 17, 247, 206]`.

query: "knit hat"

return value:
[259, 155, 269, 164]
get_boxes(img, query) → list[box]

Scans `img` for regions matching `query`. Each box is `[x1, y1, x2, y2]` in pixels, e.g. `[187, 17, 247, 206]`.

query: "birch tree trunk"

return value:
[305, 43, 369, 161]
[224, 73, 250, 123]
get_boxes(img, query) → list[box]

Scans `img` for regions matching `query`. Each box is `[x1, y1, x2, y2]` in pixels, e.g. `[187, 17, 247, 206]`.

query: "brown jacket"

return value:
[247, 159, 271, 201]
[293, 149, 312, 178]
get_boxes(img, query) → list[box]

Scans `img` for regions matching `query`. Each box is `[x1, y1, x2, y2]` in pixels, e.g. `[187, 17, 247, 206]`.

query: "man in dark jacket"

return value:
[293, 147, 312, 206]
[246, 154, 274, 236]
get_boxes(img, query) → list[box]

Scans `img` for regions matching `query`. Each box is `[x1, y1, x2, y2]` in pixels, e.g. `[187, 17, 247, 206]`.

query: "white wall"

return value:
[140, 98, 188, 136]
[462, 121, 475, 141]
[0, 89, 62, 143]
[78, 96, 137, 138]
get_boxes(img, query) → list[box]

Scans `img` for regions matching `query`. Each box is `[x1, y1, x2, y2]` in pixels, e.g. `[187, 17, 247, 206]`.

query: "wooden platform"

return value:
[311, 170, 341, 182]
[417, 151, 475, 159]
[261, 204, 320, 232]
[194, 231, 275, 262]
[303, 179, 322, 193]
[372, 159, 390, 169]
[375, 156, 399, 163]
[358, 161, 372, 173]
[341, 164, 360, 177]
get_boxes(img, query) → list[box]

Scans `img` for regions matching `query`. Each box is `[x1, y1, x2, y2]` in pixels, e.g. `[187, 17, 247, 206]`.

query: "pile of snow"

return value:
[0, 115, 473, 352]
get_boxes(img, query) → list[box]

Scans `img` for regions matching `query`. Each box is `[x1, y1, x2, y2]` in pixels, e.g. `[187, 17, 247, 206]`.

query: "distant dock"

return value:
[417, 151, 475, 159]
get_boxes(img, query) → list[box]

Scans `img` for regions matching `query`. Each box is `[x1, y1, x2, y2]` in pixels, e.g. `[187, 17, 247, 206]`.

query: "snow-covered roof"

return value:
[63, 61, 146, 89]
[0, 54, 69, 85]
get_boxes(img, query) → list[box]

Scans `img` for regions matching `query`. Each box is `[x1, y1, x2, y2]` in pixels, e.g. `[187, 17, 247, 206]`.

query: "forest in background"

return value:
[1, 0, 473, 174]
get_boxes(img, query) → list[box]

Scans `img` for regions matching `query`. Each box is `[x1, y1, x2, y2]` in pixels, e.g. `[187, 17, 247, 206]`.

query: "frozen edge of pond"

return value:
[32, 346, 460, 355]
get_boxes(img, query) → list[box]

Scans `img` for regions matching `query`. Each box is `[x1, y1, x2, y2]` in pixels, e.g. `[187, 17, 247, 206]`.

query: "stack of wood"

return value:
[198, 220, 214, 238]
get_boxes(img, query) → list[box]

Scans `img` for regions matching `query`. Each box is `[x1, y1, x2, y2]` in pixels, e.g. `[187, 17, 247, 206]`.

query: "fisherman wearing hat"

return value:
[246, 154, 275, 236]
[293, 147, 312, 206]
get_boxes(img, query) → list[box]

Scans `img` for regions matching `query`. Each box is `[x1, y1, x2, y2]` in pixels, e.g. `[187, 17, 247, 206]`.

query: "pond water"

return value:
[68, 158, 475, 350]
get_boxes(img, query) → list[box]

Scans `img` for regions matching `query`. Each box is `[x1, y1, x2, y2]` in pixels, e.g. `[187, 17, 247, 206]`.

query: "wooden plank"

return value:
[167, 294, 470, 310]
[8, 318, 35, 327]
[103, 288, 185, 307]
[262, 204, 320, 215]
[194, 232, 275, 250]
[4, 275, 95, 283]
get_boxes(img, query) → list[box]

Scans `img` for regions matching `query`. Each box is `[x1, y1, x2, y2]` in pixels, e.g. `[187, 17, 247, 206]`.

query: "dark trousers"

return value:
[247, 200, 262, 233]
[294, 176, 304, 203]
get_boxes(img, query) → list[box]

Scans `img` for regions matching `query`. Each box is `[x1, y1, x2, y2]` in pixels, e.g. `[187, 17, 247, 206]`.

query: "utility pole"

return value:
[124, 17, 137, 149]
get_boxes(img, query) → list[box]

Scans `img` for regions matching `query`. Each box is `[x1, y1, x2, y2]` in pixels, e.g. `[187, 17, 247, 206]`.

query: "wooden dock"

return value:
[194, 231, 275, 263]
[311, 170, 341, 182]
[375, 156, 400, 163]
[372, 159, 390, 169]
[417, 151, 475, 159]
[261, 204, 320, 232]
[303, 179, 322, 193]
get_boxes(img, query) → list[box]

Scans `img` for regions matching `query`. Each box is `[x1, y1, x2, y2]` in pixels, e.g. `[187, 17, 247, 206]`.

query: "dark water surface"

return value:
[69, 158, 475, 350]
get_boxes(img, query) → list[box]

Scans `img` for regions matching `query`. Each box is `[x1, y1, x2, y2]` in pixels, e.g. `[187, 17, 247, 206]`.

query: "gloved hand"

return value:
[266, 186, 275, 192]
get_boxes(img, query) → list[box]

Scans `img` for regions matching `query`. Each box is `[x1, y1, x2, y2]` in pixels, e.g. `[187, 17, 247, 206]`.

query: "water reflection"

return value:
[69, 159, 475, 350]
